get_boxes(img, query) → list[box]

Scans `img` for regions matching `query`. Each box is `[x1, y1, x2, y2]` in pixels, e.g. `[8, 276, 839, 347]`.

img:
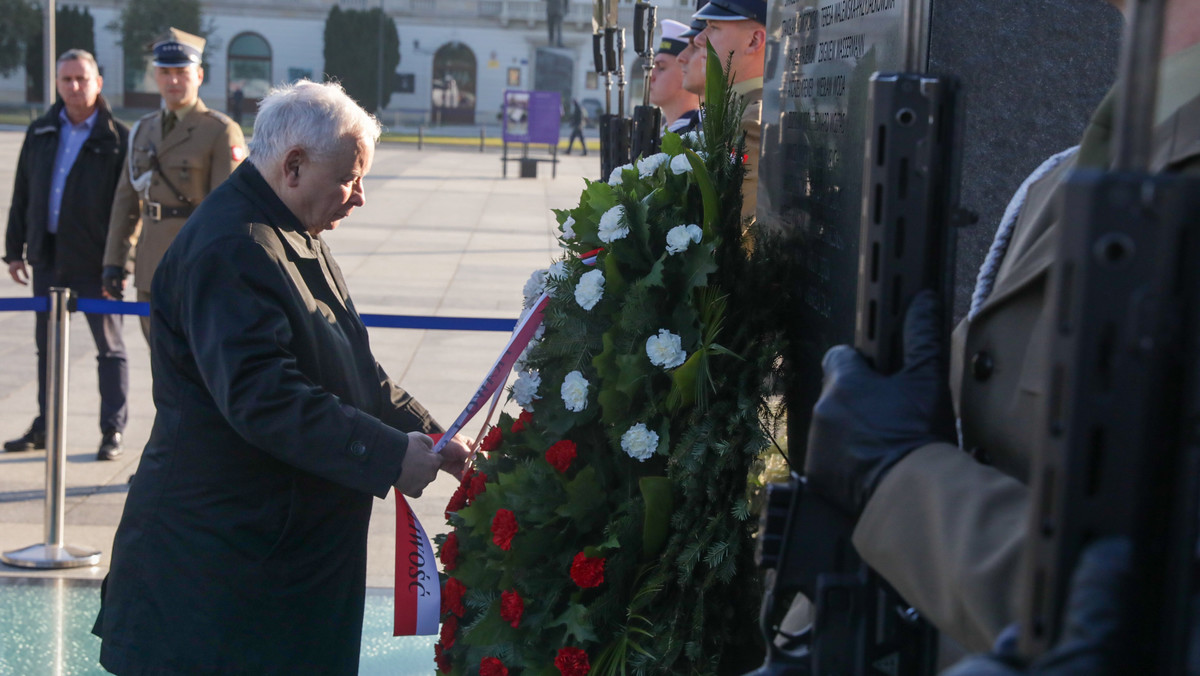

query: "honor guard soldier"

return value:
[650, 19, 702, 134]
[102, 27, 246, 340]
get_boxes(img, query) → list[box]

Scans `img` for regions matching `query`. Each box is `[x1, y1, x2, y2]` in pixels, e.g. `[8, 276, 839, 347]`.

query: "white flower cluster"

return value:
[522, 269, 547, 308]
[607, 163, 633, 186]
[621, 423, 659, 462]
[637, 152, 669, 178]
[597, 205, 630, 243]
[682, 130, 705, 147]
[665, 224, 703, 255]
[670, 153, 693, 175]
[512, 370, 542, 409]
[560, 370, 589, 412]
[645, 329, 687, 369]
[548, 260, 568, 280]
[561, 215, 576, 241]
[575, 268, 605, 310]
[514, 324, 546, 372]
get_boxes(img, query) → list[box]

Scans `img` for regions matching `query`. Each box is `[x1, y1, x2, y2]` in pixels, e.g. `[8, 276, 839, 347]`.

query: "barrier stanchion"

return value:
[418, 125, 424, 151]
[480, 126, 486, 152]
[2, 287, 102, 569]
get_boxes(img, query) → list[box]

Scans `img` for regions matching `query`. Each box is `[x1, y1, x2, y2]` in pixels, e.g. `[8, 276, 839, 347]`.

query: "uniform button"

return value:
[971, 351, 994, 381]
[350, 441, 367, 457]
[969, 447, 991, 465]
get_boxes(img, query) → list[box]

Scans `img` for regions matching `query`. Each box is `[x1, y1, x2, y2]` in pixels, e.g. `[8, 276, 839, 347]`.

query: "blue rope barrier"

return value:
[0, 297, 516, 332]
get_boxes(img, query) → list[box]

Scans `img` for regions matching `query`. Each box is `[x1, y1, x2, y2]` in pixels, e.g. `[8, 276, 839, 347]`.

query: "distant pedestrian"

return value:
[229, 86, 245, 125]
[565, 98, 587, 155]
[2, 49, 130, 461]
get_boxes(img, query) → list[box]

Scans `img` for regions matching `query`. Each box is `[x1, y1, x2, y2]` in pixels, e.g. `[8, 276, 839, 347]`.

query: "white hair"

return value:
[248, 80, 381, 169]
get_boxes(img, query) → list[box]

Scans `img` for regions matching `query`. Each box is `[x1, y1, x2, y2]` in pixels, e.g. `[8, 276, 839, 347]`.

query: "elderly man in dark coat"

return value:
[93, 80, 471, 674]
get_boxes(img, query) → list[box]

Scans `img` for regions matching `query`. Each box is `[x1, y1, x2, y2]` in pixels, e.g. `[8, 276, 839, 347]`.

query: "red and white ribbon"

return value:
[394, 490, 440, 636]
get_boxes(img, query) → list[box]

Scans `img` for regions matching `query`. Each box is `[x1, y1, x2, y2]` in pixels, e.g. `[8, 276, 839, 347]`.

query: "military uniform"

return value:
[102, 28, 246, 338]
[850, 44, 1200, 653]
[734, 77, 762, 222]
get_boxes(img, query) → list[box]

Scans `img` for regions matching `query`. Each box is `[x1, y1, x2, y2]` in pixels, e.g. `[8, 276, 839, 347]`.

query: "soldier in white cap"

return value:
[102, 27, 246, 341]
[650, 19, 702, 134]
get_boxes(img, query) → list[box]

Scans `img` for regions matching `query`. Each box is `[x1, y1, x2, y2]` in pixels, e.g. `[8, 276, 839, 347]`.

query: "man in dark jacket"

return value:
[93, 80, 471, 674]
[2, 49, 130, 460]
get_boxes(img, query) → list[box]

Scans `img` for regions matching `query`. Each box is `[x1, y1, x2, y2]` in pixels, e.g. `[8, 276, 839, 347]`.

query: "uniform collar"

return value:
[1157, 41, 1200, 126]
[732, 76, 763, 98]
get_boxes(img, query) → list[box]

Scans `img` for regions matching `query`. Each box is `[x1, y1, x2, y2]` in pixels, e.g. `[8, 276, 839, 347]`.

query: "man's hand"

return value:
[8, 261, 28, 286]
[395, 432, 441, 498]
[438, 433, 473, 481]
[805, 290, 956, 515]
[101, 266, 126, 300]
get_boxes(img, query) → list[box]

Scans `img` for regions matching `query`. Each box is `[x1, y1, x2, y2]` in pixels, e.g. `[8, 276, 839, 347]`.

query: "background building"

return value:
[0, 0, 697, 126]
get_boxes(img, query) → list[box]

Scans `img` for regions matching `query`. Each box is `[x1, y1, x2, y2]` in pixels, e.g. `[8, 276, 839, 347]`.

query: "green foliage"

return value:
[322, 6, 401, 113]
[436, 57, 786, 676]
[23, 4, 96, 103]
[0, 0, 39, 78]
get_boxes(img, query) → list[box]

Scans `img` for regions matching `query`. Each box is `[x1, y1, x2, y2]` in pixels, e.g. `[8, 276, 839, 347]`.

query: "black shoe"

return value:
[3, 427, 45, 453]
[97, 431, 123, 461]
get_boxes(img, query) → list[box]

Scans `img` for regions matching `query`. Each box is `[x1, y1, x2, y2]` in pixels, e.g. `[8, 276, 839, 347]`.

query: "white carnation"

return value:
[534, 324, 545, 341]
[512, 370, 542, 409]
[645, 329, 687, 369]
[560, 370, 590, 412]
[561, 216, 576, 240]
[522, 269, 547, 308]
[548, 260, 568, 280]
[670, 153, 693, 175]
[597, 205, 630, 243]
[665, 224, 703, 255]
[574, 268, 605, 310]
[621, 423, 659, 462]
[607, 163, 633, 186]
[637, 152, 669, 178]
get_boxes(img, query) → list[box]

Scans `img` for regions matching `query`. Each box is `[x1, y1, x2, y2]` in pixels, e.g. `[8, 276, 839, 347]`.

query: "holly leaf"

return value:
[548, 603, 599, 644]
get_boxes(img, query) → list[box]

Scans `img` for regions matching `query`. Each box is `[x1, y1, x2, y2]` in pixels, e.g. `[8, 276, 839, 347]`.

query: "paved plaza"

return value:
[0, 129, 596, 588]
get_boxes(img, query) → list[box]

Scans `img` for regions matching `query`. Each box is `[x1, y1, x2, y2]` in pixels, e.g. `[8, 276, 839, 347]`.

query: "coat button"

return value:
[350, 441, 366, 457]
[971, 351, 994, 381]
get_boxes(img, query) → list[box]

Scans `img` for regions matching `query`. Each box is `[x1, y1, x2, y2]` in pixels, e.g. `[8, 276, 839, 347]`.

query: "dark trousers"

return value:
[567, 126, 586, 154]
[32, 258, 129, 435]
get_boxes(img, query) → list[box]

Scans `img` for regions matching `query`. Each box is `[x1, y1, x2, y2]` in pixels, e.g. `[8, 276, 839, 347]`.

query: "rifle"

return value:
[630, 1, 662, 160]
[748, 72, 971, 675]
[1018, 0, 1200, 670]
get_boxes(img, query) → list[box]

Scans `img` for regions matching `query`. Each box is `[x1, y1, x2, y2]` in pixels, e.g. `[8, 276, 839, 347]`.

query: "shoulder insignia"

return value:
[232, 145, 247, 162]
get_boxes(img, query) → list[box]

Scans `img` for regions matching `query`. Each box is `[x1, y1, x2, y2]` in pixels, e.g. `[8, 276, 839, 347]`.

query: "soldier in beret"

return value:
[102, 27, 246, 341]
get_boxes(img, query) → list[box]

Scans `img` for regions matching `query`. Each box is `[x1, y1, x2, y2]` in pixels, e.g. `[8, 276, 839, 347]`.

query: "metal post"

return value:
[480, 126, 485, 152]
[2, 288, 102, 569]
[418, 125, 424, 150]
[44, 0, 56, 112]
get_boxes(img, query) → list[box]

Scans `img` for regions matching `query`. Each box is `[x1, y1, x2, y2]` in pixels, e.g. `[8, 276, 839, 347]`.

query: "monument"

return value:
[757, 0, 1122, 448]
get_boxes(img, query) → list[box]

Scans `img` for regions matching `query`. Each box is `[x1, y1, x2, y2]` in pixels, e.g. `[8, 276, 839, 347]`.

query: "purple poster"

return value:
[503, 90, 561, 145]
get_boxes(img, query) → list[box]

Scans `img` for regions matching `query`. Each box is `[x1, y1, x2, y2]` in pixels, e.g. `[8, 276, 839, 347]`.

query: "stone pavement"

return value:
[0, 131, 599, 587]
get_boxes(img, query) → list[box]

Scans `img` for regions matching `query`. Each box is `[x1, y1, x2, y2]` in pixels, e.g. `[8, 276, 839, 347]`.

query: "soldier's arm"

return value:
[210, 119, 247, 188]
[4, 129, 34, 265]
[103, 157, 142, 274]
[851, 442, 1028, 653]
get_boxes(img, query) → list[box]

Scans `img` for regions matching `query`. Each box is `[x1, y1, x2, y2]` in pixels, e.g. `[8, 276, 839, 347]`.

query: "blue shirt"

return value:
[47, 107, 98, 234]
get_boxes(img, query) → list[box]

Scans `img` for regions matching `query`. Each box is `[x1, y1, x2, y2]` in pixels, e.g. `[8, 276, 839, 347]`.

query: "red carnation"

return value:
[570, 552, 606, 588]
[500, 589, 524, 628]
[545, 440, 577, 473]
[480, 657, 509, 676]
[444, 482, 468, 520]
[439, 614, 458, 650]
[467, 470, 489, 501]
[555, 646, 591, 676]
[491, 509, 518, 550]
[440, 531, 459, 571]
[480, 426, 503, 452]
[511, 410, 533, 434]
[434, 642, 451, 673]
[442, 577, 466, 617]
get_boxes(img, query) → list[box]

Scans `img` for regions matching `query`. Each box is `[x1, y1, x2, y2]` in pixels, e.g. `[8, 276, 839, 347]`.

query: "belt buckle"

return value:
[147, 201, 162, 221]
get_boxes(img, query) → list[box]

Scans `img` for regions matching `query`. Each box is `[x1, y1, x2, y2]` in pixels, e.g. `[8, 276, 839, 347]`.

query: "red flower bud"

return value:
[480, 425, 504, 452]
[511, 409, 533, 434]
[555, 646, 591, 676]
[467, 470, 489, 501]
[434, 642, 451, 673]
[480, 656, 509, 676]
[500, 589, 525, 628]
[439, 614, 458, 650]
[491, 509, 518, 551]
[439, 531, 459, 572]
[569, 552, 605, 588]
[442, 577, 466, 617]
[545, 439, 577, 473]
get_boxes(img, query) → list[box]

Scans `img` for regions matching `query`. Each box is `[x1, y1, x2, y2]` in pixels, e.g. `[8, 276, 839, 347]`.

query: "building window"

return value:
[228, 32, 272, 116]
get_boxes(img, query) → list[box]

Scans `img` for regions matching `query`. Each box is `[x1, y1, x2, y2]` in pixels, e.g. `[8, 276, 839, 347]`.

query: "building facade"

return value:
[1, 0, 696, 126]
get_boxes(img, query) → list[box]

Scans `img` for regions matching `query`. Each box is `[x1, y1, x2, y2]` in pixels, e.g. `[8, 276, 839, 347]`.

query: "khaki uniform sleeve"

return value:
[210, 119, 246, 188]
[104, 152, 143, 273]
[851, 442, 1029, 653]
[740, 99, 762, 222]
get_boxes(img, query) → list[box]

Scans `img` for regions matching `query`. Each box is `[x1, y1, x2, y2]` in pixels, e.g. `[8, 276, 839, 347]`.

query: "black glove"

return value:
[804, 290, 956, 515]
[102, 266, 126, 300]
[941, 537, 1132, 676]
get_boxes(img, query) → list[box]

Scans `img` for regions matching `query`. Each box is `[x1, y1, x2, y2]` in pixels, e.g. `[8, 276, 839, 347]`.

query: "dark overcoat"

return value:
[93, 162, 442, 675]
